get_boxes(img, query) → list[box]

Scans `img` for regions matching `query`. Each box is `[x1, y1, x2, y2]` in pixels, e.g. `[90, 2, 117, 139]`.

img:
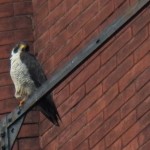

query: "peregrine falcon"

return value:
[10, 42, 60, 126]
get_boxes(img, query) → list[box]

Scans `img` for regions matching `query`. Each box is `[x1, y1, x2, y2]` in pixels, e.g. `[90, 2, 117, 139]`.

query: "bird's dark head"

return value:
[11, 42, 29, 56]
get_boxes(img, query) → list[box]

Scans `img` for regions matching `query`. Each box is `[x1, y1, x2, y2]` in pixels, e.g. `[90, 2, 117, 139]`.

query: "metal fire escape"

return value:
[0, 0, 149, 149]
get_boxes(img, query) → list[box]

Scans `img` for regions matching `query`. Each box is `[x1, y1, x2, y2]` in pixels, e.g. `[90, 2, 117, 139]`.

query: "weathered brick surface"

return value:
[0, 1, 39, 150]
[0, 0, 149, 149]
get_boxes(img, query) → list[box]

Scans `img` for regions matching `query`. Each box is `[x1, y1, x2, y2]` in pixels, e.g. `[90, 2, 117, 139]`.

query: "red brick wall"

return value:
[0, 0, 149, 150]
[32, 0, 150, 150]
[0, 0, 40, 150]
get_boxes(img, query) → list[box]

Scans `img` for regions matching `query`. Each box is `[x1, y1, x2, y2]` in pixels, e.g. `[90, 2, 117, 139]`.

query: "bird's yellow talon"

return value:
[19, 99, 25, 107]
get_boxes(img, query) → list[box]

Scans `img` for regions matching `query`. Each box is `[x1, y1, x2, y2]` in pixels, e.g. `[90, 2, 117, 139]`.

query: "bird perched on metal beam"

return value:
[10, 42, 60, 126]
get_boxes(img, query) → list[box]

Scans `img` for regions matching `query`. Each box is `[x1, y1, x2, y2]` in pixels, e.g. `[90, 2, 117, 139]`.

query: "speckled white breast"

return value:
[10, 53, 36, 100]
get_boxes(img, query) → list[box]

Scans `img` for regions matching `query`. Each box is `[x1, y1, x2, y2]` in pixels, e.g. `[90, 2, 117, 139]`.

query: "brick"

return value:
[138, 125, 150, 146]
[18, 124, 39, 138]
[132, 7, 150, 34]
[92, 140, 105, 150]
[119, 54, 150, 91]
[0, 0, 12, 4]
[0, 17, 14, 31]
[104, 83, 135, 119]
[34, 30, 50, 52]
[139, 141, 150, 150]
[103, 55, 133, 92]
[50, 1, 81, 39]
[122, 111, 150, 146]
[67, 1, 98, 38]
[0, 3, 13, 18]
[83, 1, 114, 38]
[0, 31, 15, 45]
[14, 1, 33, 15]
[77, 140, 89, 150]
[55, 85, 70, 106]
[24, 111, 39, 123]
[32, 0, 47, 12]
[51, 29, 69, 53]
[0, 73, 12, 86]
[44, 138, 58, 150]
[58, 85, 85, 116]
[71, 112, 87, 136]
[114, 0, 125, 8]
[117, 26, 148, 64]
[14, 16, 33, 29]
[72, 126, 89, 148]
[121, 82, 150, 118]
[87, 83, 118, 121]
[86, 47, 116, 93]
[19, 138, 40, 150]
[53, 62, 84, 94]
[137, 70, 150, 92]
[14, 0, 32, 1]
[0, 86, 14, 100]
[36, 1, 66, 38]
[82, 0, 93, 9]
[72, 84, 102, 121]
[57, 126, 71, 147]
[36, 42, 53, 65]
[85, 70, 100, 93]
[34, 16, 49, 38]
[51, 29, 84, 68]
[12, 141, 18, 150]
[70, 55, 100, 93]
[123, 137, 139, 150]
[134, 37, 150, 63]
[105, 110, 137, 147]
[49, 1, 66, 26]
[58, 113, 86, 147]
[0, 59, 9, 73]
[59, 140, 72, 150]
[0, 98, 17, 114]
[107, 139, 122, 150]
[99, 0, 110, 8]
[41, 113, 71, 146]
[0, 16, 32, 32]
[104, 110, 120, 133]
[36, 1, 48, 23]
[89, 124, 105, 148]
[137, 96, 150, 119]
[86, 96, 104, 122]
[42, 56, 53, 75]
[66, 0, 78, 11]
[15, 28, 33, 42]
[149, 22, 150, 33]
[48, 0, 61, 11]
[87, 111, 103, 135]
[101, 28, 132, 65]
[0, 44, 12, 59]
[39, 117, 52, 136]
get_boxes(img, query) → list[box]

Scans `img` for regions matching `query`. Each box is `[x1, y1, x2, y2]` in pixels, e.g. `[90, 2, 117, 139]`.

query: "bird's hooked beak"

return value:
[19, 43, 29, 52]
[19, 44, 26, 50]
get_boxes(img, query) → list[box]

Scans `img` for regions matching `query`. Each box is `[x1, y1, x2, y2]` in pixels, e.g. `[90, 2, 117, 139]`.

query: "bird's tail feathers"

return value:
[39, 95, 61, 126]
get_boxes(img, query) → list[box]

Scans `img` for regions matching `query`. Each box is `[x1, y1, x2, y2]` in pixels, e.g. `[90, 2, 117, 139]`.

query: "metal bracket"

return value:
[0, 0, 149, 149]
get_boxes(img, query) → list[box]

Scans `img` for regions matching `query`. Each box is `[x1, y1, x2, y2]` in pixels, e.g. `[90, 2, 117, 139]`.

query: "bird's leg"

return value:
[19, 98, 26, 107]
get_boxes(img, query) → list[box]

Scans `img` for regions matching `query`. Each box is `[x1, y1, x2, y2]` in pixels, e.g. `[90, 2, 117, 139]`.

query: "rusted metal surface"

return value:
[0, 0, 149, 149]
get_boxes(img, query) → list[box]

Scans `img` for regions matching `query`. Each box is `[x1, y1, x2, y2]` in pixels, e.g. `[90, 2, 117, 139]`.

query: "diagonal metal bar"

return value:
[0, 0, 149, 149]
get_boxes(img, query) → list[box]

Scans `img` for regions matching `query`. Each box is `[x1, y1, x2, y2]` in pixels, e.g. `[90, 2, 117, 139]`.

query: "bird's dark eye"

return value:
[13, 46, 19, 53]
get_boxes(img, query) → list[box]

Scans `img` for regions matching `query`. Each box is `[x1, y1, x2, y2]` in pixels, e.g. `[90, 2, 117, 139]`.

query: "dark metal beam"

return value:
[0, 0, 149, 149]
